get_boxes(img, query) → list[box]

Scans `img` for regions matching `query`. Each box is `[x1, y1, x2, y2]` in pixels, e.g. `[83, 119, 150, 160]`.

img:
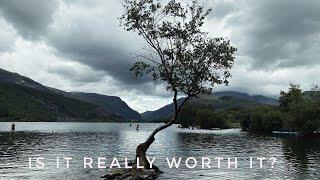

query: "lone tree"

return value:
[120, 0, 236, 168]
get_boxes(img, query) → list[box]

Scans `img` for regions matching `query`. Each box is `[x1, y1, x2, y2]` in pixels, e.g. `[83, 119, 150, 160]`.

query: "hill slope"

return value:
[0, 83, 123, 121]
[213, 91, 279, 105]
[0, 68, 139, 121]
[142, 98, 186, 121]
[0, 68, 48, 91]
[70, 92, 141, 120]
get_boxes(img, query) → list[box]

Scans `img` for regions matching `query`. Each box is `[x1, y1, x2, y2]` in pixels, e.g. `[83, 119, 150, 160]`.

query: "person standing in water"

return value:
[136, 124, 139, 131]
[11, 123, 15, 131]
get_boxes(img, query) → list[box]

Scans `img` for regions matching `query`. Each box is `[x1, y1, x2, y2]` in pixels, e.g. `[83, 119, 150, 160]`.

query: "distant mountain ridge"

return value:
[0, 68, 141, 121]
[0, 67, 282, 122]
[142, 98, 186, 121]
[213, 91, 279, 105]
[47, 87, 141, 120]
[0, 83, 123, 122]
[69, 92, 141, 120]
[0, 68, 48, 91]
[141, 92, 279, 121]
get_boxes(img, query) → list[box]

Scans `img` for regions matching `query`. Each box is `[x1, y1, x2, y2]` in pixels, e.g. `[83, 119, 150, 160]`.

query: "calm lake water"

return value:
[0, 122, 320, 180]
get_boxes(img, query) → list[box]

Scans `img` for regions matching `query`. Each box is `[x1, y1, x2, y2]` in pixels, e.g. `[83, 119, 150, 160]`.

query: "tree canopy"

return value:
[121, 0, 236, 103]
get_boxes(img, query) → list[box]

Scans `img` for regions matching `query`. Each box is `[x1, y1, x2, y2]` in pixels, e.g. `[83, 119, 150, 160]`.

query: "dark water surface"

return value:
[0, 122, 320, 179]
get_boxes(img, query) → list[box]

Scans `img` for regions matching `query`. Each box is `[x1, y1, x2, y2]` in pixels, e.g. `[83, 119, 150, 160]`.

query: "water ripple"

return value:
[0, 122, 319, 179]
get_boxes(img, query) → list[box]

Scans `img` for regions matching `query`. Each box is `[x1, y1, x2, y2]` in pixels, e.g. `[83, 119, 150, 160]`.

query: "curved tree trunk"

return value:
[135, 117, 177, 169]
[135, 91, 190, 169]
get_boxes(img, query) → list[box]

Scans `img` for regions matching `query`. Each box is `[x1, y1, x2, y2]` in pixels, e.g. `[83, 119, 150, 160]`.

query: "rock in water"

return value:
[101, 167, 160, 180]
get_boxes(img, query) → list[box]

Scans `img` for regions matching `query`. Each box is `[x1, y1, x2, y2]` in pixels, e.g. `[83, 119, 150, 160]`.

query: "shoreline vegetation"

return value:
[240, 84, 320, 136]
[173, 83, 320, 136]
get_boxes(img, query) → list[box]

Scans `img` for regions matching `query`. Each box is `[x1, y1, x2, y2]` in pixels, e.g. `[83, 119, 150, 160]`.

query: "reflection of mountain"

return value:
[141, 92, 279, 121]
[0, 68, 140, 121]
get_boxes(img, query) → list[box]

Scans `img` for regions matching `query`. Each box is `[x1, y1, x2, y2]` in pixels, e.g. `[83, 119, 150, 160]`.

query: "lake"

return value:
[0, 122, 320, 179]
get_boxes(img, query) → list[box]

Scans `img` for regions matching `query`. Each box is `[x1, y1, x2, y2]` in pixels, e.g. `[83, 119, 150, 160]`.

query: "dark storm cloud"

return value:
[43, 0, 152, 86]
[1, 0, 320, 91]
[47, 32, 143, 84]
[225, 0, 320, 68]
[0, 0, 58, 40]
[0, 0, 147, 85]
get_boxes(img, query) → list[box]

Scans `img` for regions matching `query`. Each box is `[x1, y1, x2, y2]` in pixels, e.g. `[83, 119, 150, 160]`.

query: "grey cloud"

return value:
[0, 18, 16, 52]
[45, 0, 149, 85]
[225, 0, 320, 69]
[47, 34, 142, 84]
[0, 0, 152, 86]
[1, 0, 319, 101]
[209, 0, 236, 19]
[0, 0, 58, 40]
[47, 63, 106, 83]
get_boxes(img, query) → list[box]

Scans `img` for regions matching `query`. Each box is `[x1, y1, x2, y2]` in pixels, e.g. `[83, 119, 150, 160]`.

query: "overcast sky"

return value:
[0, 0, 319, 113]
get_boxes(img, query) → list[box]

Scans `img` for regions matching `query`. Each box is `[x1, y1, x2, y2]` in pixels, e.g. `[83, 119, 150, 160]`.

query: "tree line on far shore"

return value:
[176, 84, 320, 136]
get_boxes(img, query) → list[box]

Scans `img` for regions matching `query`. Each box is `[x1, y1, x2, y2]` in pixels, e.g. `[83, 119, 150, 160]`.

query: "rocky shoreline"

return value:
[101, 163, 163, 180]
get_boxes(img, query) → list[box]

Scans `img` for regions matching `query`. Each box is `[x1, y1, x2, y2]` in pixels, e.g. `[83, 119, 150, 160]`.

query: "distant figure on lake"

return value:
[136, 124, 139, 131]
[11, 123, 15, 132]
[130, 123, 132, 127]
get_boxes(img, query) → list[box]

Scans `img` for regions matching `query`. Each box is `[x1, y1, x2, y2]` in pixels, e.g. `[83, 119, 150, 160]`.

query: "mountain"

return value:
[0, 68, 280, 122]
[213, 91, 279, 105]
[0, 68, 140, 121]
[69, 92, 141, 120]
[47, 87, 141, 120]
[0, 68, 48, 91]
[212, 95, 262, 109]
[142, 98, 186, 121]
[0, 83, 123, 121]
[141, 92, 278, 121]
